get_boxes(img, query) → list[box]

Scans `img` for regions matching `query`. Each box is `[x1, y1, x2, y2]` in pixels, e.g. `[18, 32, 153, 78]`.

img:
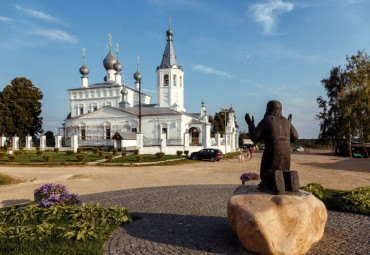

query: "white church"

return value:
[61, 24, 238, 154]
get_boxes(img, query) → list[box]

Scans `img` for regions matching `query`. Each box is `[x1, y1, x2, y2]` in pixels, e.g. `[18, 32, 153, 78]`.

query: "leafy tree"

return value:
[209, 110, 238, 136]
[317, 50, 369, 152]
[0, 78, 43, 139]
[45, 130, 55, 147]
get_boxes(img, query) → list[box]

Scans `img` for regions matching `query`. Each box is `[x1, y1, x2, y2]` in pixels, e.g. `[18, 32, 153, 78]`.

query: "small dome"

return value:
[134, 71, 142, 81]
[79, 65, 89, 76]
[166, 28, 173, 37]
[113, 61, 123, 72]
[103, 50, 117, 70]
[121, 88, 128, 95]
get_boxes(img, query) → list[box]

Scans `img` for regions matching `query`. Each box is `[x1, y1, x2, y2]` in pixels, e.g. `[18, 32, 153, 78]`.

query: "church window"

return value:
[132, 128, 137, 133]
[173, 75, 176, 86]
[163, 75, 169, 86]
[79, 106, 84, 115]
[162, 128, 168, 138]
[105, 129, 111, 139]
[81, 128, 86, 140]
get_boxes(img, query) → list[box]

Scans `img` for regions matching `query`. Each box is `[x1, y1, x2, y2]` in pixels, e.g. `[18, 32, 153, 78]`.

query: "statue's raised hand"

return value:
[245, 113, 254, 125]
[288, 114, 292, 122]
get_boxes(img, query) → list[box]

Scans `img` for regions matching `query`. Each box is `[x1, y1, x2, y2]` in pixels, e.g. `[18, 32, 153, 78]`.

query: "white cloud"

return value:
[192, 64, 233, 78]
[14, 5, 66, 25]
[30, 28, 78, 43]
[249, 0, 294, 35]
[0, 16, 12, 22]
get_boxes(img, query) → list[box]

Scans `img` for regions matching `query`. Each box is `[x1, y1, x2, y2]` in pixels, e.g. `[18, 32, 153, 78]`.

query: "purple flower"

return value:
[36, 183, 81, 208]
[240, 172, 260, 182]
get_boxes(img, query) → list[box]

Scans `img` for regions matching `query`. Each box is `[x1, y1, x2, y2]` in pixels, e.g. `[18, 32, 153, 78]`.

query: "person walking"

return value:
[249, 147, 254, 159]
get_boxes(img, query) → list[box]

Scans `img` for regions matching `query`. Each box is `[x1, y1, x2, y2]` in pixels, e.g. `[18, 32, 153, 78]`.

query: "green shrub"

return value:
[122, 152, 127, 158]
[66, 150, 74, 156]
[8, 154, 16, 162]
[19, 146, 24, 151]
[54, 148, 59, 153]
[99, 151, 105, 158]
[338, 186, 370, 215]
[0, 152, 6, 159]
[133, 149, 139, 155]
[112, 148, 118, 155]
[36, 146, 40, 151]
[0, 173, 14, 185]
[14, 151, 21, 156]
[301, 182, 324, 199]
[156, 152, 165, 159]
[93, 147, 99, 154]
[176, 150, 183, 157]
[105, 154, 113, 162]
[75, 154, 85, 162]
[36, 150, 43, 157]
[135, 155, 142, 163]
[77, 147, 82, 153]
[43, 155, 51, 162]
[184, 150, 189, 156]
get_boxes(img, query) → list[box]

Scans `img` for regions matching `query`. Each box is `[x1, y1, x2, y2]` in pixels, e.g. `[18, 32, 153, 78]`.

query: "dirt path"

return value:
[0, 150, 369, 208]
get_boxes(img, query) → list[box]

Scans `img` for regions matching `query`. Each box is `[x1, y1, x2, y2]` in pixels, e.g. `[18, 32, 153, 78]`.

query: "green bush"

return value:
[8, 154, 16, 162]
[54, 148, 59, 153]
[36, 150, 43, 157]
[19, 146, 24, 151]
[36, 146, 40, 151]
[301, 182, 324, 199]
[156, 152, 165, 159]
[105, 154, 113, 162]
[66, 150, 74, 156]
[99, 151, 105, 158]
[338, 186, 370, 215]
[0, 152, 6, 159]
[135, 155, 142, 163]
[43, 155, 51, 162]
[112, 148, 118, 155]
[122, 152, 127, 158]
[75, 154, 85, 162]
[184, 150, 189, 156]
[77, 147, 82, 153]
[0, 173, 14, 185]
[93, 147, 99, 154]
[133, 149, 139, 155]
[176, 150, 183, 157]
[14, 151, 21, 156]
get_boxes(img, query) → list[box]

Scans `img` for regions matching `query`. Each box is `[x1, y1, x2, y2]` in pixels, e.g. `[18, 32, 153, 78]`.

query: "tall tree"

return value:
[209, 110, 238, 136]
[0, 78, 43, 139]
[317, 50, 369, 150]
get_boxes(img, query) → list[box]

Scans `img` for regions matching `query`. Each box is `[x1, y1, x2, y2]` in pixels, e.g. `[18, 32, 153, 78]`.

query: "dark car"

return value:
[242, 144, 252, 150]
[259, 145, 265, 150]
[190, 149, 223, 162]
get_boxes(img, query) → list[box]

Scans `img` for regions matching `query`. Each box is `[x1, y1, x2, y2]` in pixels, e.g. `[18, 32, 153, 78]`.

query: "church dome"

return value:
[166, 28, 173, 37]
[121, 88, 128, 95]
[79, 65, 89, 76]
[134, 71, 142, 81]
[113, 61, 122, 72]
[103, 50, 117, 70]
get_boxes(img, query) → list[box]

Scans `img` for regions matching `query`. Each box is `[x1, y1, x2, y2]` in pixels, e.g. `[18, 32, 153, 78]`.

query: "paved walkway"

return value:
[81, 185, 370, 255]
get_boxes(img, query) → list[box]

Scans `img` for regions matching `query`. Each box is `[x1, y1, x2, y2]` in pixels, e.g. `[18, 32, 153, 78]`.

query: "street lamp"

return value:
[221, 107, 229, 154]
[134, 56, 142, 133]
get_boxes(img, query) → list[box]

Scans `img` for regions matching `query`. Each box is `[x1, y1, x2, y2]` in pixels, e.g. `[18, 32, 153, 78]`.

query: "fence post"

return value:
[202, 123, 211, 148]
[71, 134, 78, 152]
[25, 135, 32, 150]
[136, 133, 143, 154]
[12, 135, 19, 150]
[160, 133, 167, 153]
[55, 135, 62, 149]
[0, 135, 6, 148]
[40, 136, 46, 150]
[183, 132, 189, 151]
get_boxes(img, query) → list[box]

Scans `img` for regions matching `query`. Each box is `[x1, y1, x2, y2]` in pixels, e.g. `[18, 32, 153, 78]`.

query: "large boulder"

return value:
[227, 185, 327, 255]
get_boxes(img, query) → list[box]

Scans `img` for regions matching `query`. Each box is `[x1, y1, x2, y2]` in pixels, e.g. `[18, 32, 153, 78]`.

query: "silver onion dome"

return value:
[113, 61, 123, 72]
[103, 50, 117, 70]
[134, 71, 142, 81]
[79, 65, 89, 76]
[121, 88, 128, 96]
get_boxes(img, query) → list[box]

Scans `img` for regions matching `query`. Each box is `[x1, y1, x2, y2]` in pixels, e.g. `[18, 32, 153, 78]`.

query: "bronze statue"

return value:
[245, 100, 299, 194]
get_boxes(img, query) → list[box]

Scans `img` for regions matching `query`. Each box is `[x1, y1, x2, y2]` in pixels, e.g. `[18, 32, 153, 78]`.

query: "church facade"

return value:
[61, 26, 238, 154]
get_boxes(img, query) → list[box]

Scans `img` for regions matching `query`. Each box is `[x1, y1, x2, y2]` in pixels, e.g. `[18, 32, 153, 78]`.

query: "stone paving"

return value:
[81, 185, 370, 255]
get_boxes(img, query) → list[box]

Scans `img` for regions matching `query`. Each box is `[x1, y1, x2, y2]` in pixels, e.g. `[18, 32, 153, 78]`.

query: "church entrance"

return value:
[189, 127, 199, 145]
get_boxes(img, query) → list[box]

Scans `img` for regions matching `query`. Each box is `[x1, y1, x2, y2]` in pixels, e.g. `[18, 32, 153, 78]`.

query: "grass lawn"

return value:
[0, 152, 101, 164]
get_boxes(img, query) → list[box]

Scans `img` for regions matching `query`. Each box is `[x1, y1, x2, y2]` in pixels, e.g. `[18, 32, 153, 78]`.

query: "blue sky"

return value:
[1, 0, 370, 138]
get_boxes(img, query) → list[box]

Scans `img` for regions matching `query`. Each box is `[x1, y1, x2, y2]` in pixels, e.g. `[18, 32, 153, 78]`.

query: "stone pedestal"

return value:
[227, 185, 327, 255]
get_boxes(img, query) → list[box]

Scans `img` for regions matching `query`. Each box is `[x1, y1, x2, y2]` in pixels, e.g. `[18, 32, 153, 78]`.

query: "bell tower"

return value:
[156, 18, 185, 112]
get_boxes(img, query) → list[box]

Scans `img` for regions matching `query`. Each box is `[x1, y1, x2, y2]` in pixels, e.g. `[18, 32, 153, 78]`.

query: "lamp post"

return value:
[134, 56, 142, 133]
[221, 107, 229, 154]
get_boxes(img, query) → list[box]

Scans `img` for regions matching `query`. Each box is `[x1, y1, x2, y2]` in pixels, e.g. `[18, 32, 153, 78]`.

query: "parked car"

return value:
[190, 149, 223, 162]
[293, 146, 304, 152]
[259, 145, 265, 150]
[242, 144, 252, 150]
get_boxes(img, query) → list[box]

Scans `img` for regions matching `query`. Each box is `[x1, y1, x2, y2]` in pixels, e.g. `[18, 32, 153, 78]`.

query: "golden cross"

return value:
[169, 16, 171, 28]
[108, 33, 112, 48]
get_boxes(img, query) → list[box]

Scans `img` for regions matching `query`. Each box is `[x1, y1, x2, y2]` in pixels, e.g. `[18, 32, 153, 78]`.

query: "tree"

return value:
[0, 77, 44, 139]
[208, 110, 239, 136]
[317, 50, 370, 152]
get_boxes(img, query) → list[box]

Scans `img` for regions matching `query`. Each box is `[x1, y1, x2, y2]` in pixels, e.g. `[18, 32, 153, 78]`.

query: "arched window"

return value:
[173, 75, 176, 86]
[163, 74, 169, 86]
